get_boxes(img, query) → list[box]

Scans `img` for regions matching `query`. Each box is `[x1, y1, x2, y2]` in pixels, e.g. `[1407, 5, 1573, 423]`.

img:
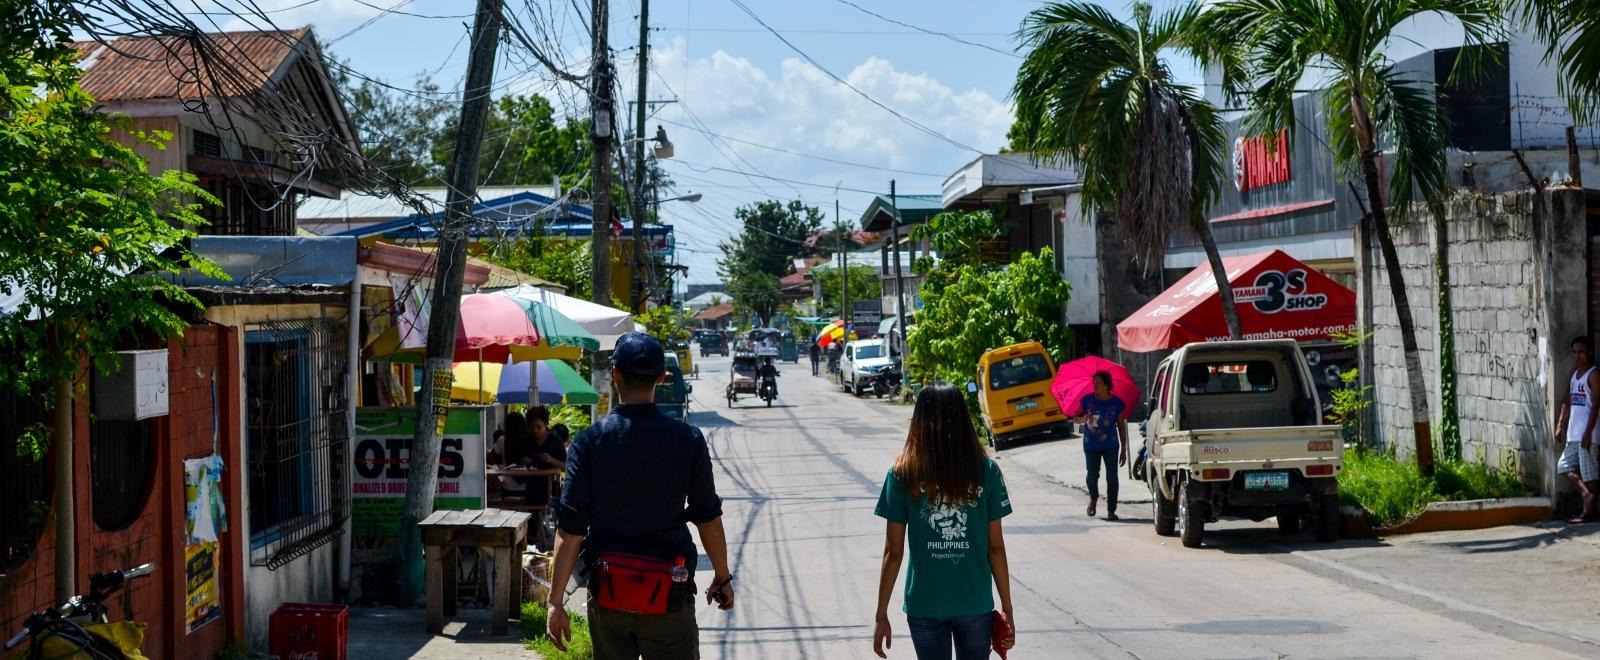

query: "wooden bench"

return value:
[419, 508, 532, 636]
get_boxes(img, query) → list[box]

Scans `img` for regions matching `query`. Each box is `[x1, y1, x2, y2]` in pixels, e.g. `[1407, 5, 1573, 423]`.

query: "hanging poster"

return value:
[182, 455, 226, 634]
[184, 542, 220, 633]
[351, 407, 486, 551]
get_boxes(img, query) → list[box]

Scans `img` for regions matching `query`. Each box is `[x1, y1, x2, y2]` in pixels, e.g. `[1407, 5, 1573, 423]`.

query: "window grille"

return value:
[193, 130, 222, 157]
[0, 384, 49, 574]
[245, 318, 349, 568]
[89, 411, 156, 532]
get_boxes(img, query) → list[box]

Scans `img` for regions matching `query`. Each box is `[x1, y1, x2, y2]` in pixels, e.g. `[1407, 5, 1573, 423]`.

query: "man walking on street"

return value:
[546, 331, 736, 657]
[1558, 335, 1600, 524]
[809, 341, 821, 376]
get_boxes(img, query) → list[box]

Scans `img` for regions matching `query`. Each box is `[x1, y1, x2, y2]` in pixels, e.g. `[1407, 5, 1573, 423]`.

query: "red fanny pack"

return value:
[595, 552, 681, 614]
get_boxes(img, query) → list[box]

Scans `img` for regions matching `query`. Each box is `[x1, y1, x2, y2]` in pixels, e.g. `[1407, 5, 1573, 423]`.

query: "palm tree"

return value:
[1010, 1, 1244, 341]
[1202, 0, 1503, 474]
[1516, 0, 1600, 122]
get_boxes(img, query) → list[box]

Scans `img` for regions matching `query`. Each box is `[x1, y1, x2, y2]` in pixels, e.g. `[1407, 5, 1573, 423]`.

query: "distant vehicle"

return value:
[841, 339, 895, 397]
[698, 332, 729, 357]
[1144, 339, 1344, 548]
[655, 364, 692, 421]
[726, 351, 761, 407]
[974, 341, 1069, 450]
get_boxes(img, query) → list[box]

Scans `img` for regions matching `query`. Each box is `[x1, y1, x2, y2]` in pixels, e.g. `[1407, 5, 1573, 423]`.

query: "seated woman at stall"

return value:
[496, 412, 536, 502]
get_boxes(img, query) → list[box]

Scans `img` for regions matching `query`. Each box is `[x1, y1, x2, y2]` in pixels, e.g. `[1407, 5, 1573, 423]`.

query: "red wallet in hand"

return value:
[992, 610, 1013, 659]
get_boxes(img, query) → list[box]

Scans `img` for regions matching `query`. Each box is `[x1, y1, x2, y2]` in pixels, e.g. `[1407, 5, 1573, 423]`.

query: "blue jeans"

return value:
[1085, 448, 1119, 511]
[907, 614, 991, 660]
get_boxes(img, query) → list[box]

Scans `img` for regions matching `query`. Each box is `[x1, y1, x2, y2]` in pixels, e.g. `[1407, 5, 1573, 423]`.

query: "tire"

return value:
[1276, 508, 1301, 535]
[988, 429, 1006, 451]
[852, 381, 864, 397]
[1313, 493, 1340, 542]
[1178, 479, 1205, 548]
[1152, 480, 1178, 537]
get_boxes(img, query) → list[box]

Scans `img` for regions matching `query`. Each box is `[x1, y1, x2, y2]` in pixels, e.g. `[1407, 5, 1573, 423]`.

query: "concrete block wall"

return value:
[1363, 189, 1587, 494]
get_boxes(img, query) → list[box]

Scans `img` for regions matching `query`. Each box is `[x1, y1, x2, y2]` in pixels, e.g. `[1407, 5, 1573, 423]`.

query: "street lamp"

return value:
[651, 192, 702, 205]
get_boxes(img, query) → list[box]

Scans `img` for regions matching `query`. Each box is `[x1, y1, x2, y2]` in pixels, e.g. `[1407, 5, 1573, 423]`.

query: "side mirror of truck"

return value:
[965, 380, 979, 395]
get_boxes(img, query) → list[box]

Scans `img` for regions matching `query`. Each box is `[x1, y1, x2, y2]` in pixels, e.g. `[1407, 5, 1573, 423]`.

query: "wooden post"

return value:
[396, 0, 504, 604]
[1567, 126, 1584, 188]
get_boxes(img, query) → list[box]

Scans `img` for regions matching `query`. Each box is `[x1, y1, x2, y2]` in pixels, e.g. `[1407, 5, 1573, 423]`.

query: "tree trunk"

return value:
[1193, 217, 1243, 340]
[53, 370, 74, 603]
[1360, 154, 1435, 475]
[393, 0, 503, 605]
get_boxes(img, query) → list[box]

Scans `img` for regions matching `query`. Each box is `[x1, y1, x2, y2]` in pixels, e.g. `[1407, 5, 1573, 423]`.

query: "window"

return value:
[1180, 361, 1279, 395]
[193, 130, 222, 157]
[198, 181, 296, 236]
[0, 384, 49, 574]
[853, 344, 884, 360]
[89, 410, 157, 532]
[989, 354, 1051, 391]
[1154, 365, 1172, 413]
[246, 318, 349, 568]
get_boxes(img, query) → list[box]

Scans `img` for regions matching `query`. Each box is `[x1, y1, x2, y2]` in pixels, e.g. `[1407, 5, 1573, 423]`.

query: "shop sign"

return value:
[1230, 268, 1329, 314]
[1233, 129, 1292, 192]
[351, 407, 486, 551]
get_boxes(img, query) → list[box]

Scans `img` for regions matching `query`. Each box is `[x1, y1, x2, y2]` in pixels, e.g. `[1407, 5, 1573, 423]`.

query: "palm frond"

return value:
[1510, 0, 1600, 122]
[1370, 68, 1451, 220]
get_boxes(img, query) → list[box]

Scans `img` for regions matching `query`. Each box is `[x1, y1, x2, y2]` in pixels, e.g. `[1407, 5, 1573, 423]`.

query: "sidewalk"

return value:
[998, 422, 1153, 504]
[346, 606, 534, 659]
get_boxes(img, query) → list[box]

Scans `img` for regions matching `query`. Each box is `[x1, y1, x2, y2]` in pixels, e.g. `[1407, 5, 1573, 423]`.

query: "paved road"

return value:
[687, 354, 1600, 659]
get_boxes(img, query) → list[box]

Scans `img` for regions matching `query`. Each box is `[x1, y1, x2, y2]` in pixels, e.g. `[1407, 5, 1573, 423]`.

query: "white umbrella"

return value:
[497, 284, 635, 350]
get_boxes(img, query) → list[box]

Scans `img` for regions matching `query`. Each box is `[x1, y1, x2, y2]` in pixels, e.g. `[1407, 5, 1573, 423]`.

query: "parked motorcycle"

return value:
[871, 364, 902, 398]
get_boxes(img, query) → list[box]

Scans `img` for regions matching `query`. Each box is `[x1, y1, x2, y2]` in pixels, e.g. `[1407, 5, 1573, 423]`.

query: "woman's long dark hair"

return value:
[503, 411, 533, 462]
[893, 382, 985, 506]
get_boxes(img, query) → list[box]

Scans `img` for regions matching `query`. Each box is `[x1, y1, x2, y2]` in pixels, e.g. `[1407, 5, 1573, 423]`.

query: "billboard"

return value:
[351, 407, 486, 551]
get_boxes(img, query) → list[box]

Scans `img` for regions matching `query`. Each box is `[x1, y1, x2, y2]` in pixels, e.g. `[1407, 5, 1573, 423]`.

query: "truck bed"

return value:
[1157, 425, 1343, 469]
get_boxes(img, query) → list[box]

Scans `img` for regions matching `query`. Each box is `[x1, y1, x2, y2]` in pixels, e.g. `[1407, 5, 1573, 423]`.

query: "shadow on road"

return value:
[1199, 527, 1392, 554]
[691, 409, 741, 428]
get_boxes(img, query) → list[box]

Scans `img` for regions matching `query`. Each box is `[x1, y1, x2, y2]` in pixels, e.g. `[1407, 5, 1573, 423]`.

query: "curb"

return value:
[1341, 497, 1553, 538]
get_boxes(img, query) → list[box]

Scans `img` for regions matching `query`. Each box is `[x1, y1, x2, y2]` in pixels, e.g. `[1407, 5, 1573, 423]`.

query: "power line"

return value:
[828, 0, 1019, 59]
[669, 161, 929, 196]
[723, 0, 982, 154]
[655, 118, 947, 177]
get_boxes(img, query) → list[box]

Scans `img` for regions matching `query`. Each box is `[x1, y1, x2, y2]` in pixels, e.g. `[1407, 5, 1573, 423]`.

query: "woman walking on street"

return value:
[1074, 371, 1129, 520]
[874, 383, 1016, 659]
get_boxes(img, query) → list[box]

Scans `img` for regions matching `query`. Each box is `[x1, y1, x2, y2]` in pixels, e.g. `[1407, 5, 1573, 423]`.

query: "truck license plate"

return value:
[1244, 471, 1291, 491]
[1014, 400, 1037, 412]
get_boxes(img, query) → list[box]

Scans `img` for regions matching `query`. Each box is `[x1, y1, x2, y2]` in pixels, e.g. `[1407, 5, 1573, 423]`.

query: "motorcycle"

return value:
[870, 364, 902, 398]
[759, 377, 778, 407]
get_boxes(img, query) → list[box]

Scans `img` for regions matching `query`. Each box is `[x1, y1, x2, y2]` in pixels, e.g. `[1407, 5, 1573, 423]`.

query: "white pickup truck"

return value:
[1142, 339, 1344, 548]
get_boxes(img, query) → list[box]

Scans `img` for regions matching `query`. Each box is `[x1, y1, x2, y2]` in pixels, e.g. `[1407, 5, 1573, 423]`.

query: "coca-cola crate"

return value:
[269, 602, 347, 660]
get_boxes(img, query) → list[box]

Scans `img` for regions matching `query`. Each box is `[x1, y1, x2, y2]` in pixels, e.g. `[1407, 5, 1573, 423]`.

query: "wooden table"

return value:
[419, 508, 532, 636]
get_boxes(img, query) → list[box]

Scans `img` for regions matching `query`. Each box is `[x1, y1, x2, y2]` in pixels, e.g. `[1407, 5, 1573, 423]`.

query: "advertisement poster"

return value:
[352, 407, 486, 551]
[185, 542, 220, 633]
[182, 455, 226, 634]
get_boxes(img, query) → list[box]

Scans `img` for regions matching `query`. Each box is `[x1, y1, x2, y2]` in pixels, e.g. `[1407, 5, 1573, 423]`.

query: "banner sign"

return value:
[852, 300, 883, 326]
[352, 407, 486, 551]
[182, 455, 226, 634]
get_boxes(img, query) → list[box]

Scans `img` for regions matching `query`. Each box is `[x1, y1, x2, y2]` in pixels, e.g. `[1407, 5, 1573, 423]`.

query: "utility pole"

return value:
[889, 180, 908, 360]
[395, 0, 503, 604]
[630, 0, 650, 312]
[590, 0, 614, 309]
[838, 198, 849, 337]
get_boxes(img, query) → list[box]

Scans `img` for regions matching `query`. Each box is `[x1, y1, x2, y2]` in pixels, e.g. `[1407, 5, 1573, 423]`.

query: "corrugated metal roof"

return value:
[169, 236, 356, 287]
[73, 28, 309, 101]
[296, 185, 558, 222]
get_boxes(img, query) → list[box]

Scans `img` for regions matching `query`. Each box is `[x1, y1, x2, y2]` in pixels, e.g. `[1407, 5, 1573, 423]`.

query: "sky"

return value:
[187, 0, 1488, 286]
[192, 0, 1219, 285]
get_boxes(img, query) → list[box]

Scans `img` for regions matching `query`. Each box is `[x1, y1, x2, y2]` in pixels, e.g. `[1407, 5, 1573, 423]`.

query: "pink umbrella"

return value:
[1050, 355, 1140, 419]
[453, 293, 543, 363]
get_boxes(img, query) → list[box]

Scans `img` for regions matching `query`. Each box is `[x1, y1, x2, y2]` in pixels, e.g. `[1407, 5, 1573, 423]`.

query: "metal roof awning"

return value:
[169, 236, 357, 288]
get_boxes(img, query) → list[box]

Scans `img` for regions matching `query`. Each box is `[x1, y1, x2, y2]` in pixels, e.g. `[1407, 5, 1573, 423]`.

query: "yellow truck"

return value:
[1143, 339, 1344, 548]
[973, 342, 1070, 450]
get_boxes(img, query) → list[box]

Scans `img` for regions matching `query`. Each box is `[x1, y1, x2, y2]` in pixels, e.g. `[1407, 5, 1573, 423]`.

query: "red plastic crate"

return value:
[269, 602, 348, 660]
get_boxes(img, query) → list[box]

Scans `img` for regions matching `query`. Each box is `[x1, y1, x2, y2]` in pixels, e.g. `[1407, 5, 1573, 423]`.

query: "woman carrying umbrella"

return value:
[1074, 372, 1129, 520]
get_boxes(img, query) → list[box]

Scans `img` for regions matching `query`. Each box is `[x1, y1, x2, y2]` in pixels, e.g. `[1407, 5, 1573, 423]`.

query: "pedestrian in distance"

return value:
[1072, 371, 1129, 520]
[874, 382, 1016, 660]
[810, 341, 822, 376]
[1557, 335, 1600, 523]
[545, 331, 736, 658]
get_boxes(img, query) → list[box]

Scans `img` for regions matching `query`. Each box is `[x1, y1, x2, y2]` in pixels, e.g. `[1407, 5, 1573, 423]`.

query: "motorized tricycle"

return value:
[726, 352, 760, 407]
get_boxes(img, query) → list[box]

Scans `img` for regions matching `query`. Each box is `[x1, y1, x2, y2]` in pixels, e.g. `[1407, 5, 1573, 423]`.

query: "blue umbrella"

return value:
[494, 360, 601, 405]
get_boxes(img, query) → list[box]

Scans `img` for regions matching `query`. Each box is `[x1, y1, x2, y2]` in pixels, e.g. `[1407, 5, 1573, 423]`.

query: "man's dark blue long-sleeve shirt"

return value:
[555, 403, 722, 562]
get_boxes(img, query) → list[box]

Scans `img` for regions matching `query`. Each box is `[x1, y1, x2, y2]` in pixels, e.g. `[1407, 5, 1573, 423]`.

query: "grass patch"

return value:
[521, 602, 594, 659]
[1337, 447, 1530, 527]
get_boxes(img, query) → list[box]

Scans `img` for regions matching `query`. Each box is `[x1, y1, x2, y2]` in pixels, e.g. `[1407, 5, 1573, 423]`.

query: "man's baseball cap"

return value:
[610, 331, 665, 376]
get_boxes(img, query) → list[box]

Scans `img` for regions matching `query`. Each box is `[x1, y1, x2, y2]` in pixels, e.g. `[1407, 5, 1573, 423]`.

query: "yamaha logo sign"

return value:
[1230, 269, 1328, 314]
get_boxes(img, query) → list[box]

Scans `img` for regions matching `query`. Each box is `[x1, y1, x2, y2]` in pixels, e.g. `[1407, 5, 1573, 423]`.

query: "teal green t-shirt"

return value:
[874, 458, 1013, 618]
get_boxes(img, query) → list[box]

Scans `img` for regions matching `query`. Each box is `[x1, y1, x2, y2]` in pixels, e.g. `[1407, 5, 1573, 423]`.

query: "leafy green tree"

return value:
[816, 265, 883, 317]
[1516, 0, 1600, 122]
[1202, 0, 1503, 474]
[330, 64, 453, 185]
[1011, 1, 1242, 340]
[728, 272, 782, 327]
[719, 200, 822, 324]
[907, 250, 1073, 386]
[481, 236, 593, 299]
[909, 210, 1007, 271]
[2, 6, 220, 601]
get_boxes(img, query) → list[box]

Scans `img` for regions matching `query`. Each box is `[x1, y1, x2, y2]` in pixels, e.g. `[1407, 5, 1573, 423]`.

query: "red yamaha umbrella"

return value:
[1116, 249, 1356, 352]
[1050, 355, 1139, 419]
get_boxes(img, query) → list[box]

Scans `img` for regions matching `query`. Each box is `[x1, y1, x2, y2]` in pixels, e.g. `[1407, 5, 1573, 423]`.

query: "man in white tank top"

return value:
[1556, 336, 1600, 523]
